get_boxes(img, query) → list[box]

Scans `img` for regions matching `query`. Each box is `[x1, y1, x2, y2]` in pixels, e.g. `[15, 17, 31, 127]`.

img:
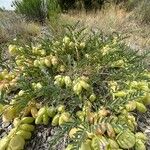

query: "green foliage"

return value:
[13, 0, 60, 22]
[57, 0, 127, 12]
[0, 24, 150, 149]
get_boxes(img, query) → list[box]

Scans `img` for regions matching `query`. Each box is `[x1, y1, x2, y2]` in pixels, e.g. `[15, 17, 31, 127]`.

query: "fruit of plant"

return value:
[135, 139, 146, 150]
[20, 124, 35, 132]
[136, 102, 147, 113]
[47, 106, 56, 118]
[43, 113, 49, 125]
[16, 130, 32, 140]
[116, 130, 136, 149]
[21, 117, 35, 124]
[2, 106, 16, 122]
[0, 137, 10, 150]
[142, 94, 150, 105]
[108, 138, 119, 149]
[89, 94, 96, 102]
[51, 114, 60, 126]
[135, 132, 148, 143]
[91, 136, 108, 150]
[79, 139, 92, 150]
[59, 112, 71, 125]
[57, 105, 65, 113]
[125, 101, 136, 111]
[8, 135, 25, 150]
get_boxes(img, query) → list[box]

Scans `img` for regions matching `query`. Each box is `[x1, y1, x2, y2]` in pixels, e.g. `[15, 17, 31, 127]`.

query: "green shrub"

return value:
[0, 24, 149, 149]
[13, 0, 60, 23]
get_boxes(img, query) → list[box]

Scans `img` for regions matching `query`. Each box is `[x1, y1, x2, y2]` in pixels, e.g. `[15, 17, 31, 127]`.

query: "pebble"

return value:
[0, 107, 150, 150]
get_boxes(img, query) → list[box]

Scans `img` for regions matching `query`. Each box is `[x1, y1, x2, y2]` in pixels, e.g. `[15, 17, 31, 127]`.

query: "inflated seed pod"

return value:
[34, 59, 40, 67]
[43, 113, 49, 125]
[108, 139, 119, 149]
[21, 117, 35, 124]
[7, 128, 18, 138]
[89, 94, 96, 102]
[31, 107, 38, 118]
[127, 120, 135, 131]
[64, 76, 72, 87]
[111, 117, 119, 125]
[79, 42, 86, 49]
[68, 41, 74, 48]
[0, 136, 10, 150]
[55, 76, 65, 87]
[16, 130, 32, 140]
[51, 114, 60, 126]
[8, 135, 25, 150]
[37, 107, 47, 116]
[35, 112, 43, 125]
[73, 83, 82, 95]
[87, 112, 95, 124]
[63, 36, 70, 44]
[113, 125, 123, 134]
[13, 118, 21, 127]
[8, 44, 18, 55]
[98, 108, 110, 117]
[79, 139, 92, 150]
[106, 123, 115, 138]
[142, 94, 150, 105]
[57, 105, 65, 113]
[136, 102, 147, 113]
[116, 130, 136, 149]
[135, 132, 148, 143]
[59, 112, 70, 125]
[20, 124, 35, 132]
[76, 111, 85, 121]
[135, 139, 146, 150]
[2, 106, 16, 122]
[114, 91, 127, 97]
[99, 123, 107, 134]
[91, 136, 108, 150]
[51, 56, 58, 66]
[47, 106, 56, 118]
[79, 80, 90, 91]
[125, 101, 136, 111]
[44, 57, 52, 67]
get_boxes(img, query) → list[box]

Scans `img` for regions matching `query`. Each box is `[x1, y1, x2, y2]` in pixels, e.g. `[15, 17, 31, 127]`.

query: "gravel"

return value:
[137, 106, 150, 149]
[0, 107, 150, 150]
[25, 125, 68, 150]
[0, 121, 68, 150]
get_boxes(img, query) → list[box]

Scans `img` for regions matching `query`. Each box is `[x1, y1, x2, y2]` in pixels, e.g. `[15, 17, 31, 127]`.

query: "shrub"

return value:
[13, 0, 60, 23]
[0, 24, 149, 149]
[57, 0, 126, 12]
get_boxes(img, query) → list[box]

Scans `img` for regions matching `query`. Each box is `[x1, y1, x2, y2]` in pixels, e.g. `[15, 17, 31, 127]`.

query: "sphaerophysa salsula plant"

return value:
[0, 23, 150, 150]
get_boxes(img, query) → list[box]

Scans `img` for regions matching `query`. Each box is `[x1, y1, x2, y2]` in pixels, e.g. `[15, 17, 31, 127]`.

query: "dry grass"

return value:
[62, 5, 150, 51]
[0, 11, 41, 44]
